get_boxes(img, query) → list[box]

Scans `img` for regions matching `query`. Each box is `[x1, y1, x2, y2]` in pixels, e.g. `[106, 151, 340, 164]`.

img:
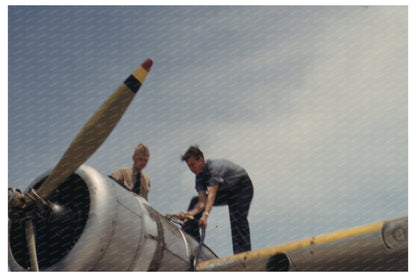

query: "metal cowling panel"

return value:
[9, 164, 218, 271]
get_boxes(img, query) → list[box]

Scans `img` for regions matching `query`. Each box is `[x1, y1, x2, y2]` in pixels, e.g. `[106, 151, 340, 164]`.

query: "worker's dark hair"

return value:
[181, 145, 204, 162]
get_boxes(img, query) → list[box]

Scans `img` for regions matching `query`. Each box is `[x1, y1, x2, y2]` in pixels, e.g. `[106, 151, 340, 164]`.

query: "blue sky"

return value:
[6, 5, 408, 259]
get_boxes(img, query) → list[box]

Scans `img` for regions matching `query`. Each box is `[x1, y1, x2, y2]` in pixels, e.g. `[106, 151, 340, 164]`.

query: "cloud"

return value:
[198, 7, 407, 243]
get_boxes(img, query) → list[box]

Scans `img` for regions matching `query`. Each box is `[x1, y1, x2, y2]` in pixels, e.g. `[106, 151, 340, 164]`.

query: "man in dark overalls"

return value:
[180, 145, 254, 254]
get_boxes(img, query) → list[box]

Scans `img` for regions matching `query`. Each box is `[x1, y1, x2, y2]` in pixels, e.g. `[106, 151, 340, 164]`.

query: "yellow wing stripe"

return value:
[197, 216, 406, 270]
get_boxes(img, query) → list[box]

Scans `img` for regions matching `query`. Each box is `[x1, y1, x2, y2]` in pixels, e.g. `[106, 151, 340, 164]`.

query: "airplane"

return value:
[8, 58, 408, 271]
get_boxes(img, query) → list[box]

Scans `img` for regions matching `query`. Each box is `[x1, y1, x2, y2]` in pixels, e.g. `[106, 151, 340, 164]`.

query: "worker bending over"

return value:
[180, 145, 254, 254]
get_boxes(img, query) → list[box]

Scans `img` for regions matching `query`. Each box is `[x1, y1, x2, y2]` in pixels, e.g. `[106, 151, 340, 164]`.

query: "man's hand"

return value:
[165, 212, 194, 225]
[179, 212, 194, 223]
[199, 213, 208, 227]
[197, 184, 218, 227]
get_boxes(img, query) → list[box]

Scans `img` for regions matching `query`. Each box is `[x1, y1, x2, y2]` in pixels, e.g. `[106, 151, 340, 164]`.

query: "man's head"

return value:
[132, 143, 150, 171]
[181, 145, 205, 175]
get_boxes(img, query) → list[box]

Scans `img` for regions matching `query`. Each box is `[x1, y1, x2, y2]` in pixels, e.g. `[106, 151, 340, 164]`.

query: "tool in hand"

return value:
[193, 225, 206, 271]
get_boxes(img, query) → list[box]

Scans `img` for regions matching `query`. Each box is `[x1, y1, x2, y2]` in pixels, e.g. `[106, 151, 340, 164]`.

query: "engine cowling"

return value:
[8, 164, 217, 271]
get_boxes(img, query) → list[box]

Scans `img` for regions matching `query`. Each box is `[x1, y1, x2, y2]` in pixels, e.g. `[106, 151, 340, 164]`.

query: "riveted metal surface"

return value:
[9, 164, 218, 271]
[197, 216, 408, 271]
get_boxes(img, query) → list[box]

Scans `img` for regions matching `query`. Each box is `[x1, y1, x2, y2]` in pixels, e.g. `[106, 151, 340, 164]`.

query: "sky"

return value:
[6, 5, 409, 260]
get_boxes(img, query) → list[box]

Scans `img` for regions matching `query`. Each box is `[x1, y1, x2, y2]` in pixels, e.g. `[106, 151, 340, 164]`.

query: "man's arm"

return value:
[187, 190, 207, 217]
[199, 184, 219, 227]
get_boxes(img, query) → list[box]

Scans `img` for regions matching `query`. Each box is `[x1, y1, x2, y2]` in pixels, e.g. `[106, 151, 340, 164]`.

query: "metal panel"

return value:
[197, 216, 407, 271]
[9, 164, 218, 271]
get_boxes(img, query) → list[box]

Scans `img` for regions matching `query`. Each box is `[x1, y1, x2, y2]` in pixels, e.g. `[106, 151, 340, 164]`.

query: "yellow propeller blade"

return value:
[35, 59, 153, 200]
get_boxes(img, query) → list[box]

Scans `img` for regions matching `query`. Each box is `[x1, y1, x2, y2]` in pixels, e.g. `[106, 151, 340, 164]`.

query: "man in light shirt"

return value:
[111, 143, 151, 201]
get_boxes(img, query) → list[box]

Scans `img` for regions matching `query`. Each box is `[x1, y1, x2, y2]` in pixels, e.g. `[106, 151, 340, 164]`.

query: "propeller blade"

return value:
[25, 220, 39, 271]
[35, 59, 153, 200]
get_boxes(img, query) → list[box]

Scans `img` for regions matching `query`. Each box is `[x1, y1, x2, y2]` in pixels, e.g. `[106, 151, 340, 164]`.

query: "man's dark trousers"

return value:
[183, 176, 253, 254]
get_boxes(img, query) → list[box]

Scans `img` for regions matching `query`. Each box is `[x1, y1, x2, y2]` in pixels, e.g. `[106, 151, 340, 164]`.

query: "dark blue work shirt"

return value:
[195, 159, 248, 198]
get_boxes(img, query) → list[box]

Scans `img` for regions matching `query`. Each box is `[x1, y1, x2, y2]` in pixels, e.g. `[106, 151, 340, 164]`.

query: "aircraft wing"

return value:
[197, 216, 408, 271]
